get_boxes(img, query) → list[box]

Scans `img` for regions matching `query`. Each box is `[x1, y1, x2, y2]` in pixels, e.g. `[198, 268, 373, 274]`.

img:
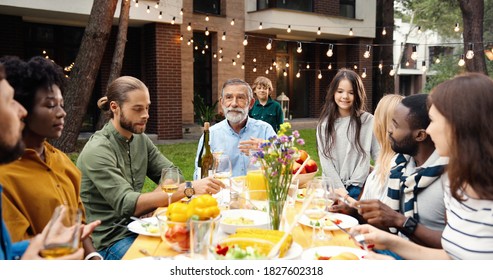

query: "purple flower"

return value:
[293, 130, 300, 138]
[296, 138, 305, 145]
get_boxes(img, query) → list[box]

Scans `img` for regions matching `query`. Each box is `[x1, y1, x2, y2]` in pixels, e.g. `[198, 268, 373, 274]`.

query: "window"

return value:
[340, 0, 355, 18]
[257, 0, 313, 12]
[194, 0, 220, 15]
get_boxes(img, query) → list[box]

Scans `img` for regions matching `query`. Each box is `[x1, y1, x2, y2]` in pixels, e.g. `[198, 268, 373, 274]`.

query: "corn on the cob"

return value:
[225, 228, 293, 258]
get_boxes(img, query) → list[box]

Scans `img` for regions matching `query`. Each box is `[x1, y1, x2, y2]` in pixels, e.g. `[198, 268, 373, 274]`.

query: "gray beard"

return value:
[223, 107, 248, 124]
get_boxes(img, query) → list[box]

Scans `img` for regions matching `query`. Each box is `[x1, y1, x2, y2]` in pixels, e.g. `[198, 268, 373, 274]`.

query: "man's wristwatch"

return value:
[401, 216, 418, 236]
[184, 181, 195, 199]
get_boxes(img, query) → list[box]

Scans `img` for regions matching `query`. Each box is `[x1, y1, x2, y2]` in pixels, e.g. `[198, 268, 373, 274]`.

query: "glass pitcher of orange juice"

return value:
[246, 150, 267, 200]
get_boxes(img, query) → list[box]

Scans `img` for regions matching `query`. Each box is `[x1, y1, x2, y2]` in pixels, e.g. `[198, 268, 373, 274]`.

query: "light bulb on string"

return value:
[389, 65, 395, 76]
[205, 27, 209, 36]
[466, 43, 474, 59]
[219, 56, 223, 62]
[285, 62, 289, 68]
[194, 45, 198, 50]
[421, 61, 427, 72]
[306, 63, 310, 69]
[259, 22, 263, 29]
[454, 22, 460, 32]
[253, 65, 257, 72]
[296, 42, 302, 53]
[265, 69, 269, 74]
[230, 18, 235, 26]
[236, 52, 240, 59]
[317, 27, 321, 35]
[363, 45, 371, 58]
[378, 61, 383, 74]
[205, 44, 208, 49]
[417, 26, 422, 33]
[219, 48, 223, 54]
[266, 38, 272, 50]
[243, 35, 248, 46]
[179, 35, 183, 41]
[232, 59, 236, 66]
[458, 54, 465, 66]
[190, 38, 194, 43]
[222, 32, 226, 40]
[213, 52, 217, 58]
[187, 23, 192, 31]
[317, 70, 322, 79]
[241, 62, 245, 70]
[180, 8, 183, 16]
[253, 57, 256, 63]
[361, 68, 367, 78]
[405, 60, 410, 67]
[135, 0, 139, 8]
[269, 65, 273, 70]
[382, 27, 387, 36]
[201, 49, 205, 54]
[283, 69, 288, 77]
[435, 57, 440, 64]
[155, 1, 159, 9]
[349, 28, 353, 36]
[296, 70, 300, 78]
[187, 40, 191, 46]
[353, 64, 358, 70]
[328, 63, 332, 70]
[146, 5, 150, 13]
[171, 16, 175, 24]
[272, 59, 277, 66]
[411, 45, 418, 60]
[326, 44, 334, 57]
[158, 11, 162, 19]
[287, 25, 291, 33]
[205, 14, 209, 21]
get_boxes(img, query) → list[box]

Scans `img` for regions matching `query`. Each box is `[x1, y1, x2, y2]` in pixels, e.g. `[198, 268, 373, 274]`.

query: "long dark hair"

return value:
[317, 68, 367, 159]
[428, 72, 493, 201]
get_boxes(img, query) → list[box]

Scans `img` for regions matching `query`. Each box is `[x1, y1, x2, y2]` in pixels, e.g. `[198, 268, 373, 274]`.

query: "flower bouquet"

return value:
[250, 122, 304, 230]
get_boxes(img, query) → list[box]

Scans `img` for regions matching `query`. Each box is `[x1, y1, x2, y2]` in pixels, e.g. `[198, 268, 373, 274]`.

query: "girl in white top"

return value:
[352, 73, 493, 259]
[317, 68, 379, 200]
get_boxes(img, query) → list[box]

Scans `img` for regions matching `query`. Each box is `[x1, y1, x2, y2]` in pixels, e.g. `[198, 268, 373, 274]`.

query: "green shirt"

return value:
[249, 97, 284, 132]
[76, 122, 182, 250]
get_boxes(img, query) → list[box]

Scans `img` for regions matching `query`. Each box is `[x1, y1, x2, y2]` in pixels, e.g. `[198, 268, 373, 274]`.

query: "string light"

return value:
[361, 68, 367, 78]
[349, 28, 353, 36]
[236, 52, 241, 59]
[306, 63, 310, 69]
[466, 43, 474, 59]
[405, 60, 410, 67]
[213, 52, 217, 58]
[158, 11, 162, 19]
[187, 39, 191, 46]
[458, 54, 465, 66]
[382, 27, 387, 36]
[454, 22, 460, 32]
[287, 25, 291, 33]
[253, 57, 256, 63]
[241, 62, 245, 69]
[326, 44, 334, 57]
[389, 65, 395, 76]
[243, 35, 248, 46]
[155, 1, 159, 9]
[269, 65, 273, 70]
[222, 31, 226, 40]
[179, 35, 183, 41]
[353, 64, 358, 70]
[363, 45, 371, 58]
[205, 14, 209, 21]
[411, 45, 418, 60]
[272, 59, 277, 66]
[194, 45, 198, 50]
[417, 26, 422, 33]
[135, 0, 139, 8]
[187, 23, 192, 31]
[265, 69, 269, 74]
[259, 22, 263, 29]
[219, 56, 223, 62]
[232, 59, 236, 66]
[204, 44, 208, 49]
[190, 38, 194, 43]
[435, 57, 440, 64]
[230, 18, 235, 26]
[421, 61, 427, 72]
[171, 16, 175, 24]
[180, 8, 183, 16]
[146, 5, 150, 13]
[283, 69, 288, 77]
[296, 70, 301, 78]
[219, 48, 223, 54]
[253, 65, 257, 72]
[378, 60, 383, 74]
[328, 63, 332, 70]
[296, 42, 302, 53]
[317, 70, 322, 79]
[266, 38, 272, 50]
[201, 49, 205, 54]
[205, 27, 209, 36]
[317, 27, 321, 35]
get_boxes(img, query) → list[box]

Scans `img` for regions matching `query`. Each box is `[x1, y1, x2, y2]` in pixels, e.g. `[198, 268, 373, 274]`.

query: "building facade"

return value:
[0, 0, 376, 140]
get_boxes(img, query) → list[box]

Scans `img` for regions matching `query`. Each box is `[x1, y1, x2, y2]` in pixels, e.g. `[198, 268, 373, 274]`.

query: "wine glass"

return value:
[212, 154, 232, 209]
[305, 178, 331, 243]
[39, 205, 82, 259]
[160, 167, 181, 207]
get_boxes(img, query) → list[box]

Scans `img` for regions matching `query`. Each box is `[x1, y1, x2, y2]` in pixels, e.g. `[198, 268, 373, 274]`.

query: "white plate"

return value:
[219, 209, 270, 234]
[301, 246, 367, 260]
[127, 217, 160, 237]
[298, 213, 358, 231]
[278, 242, 303, 260]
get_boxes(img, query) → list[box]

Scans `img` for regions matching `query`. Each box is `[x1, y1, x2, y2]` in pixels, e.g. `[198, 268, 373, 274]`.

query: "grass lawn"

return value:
[70, 129, 320, 193]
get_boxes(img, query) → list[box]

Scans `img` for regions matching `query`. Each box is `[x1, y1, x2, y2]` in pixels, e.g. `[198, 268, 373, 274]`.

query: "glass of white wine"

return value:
[160, 167, 181, 207]
[212, 154, 232, 209]
[305, 178, 331, 243]
[40, 205, 82, 259]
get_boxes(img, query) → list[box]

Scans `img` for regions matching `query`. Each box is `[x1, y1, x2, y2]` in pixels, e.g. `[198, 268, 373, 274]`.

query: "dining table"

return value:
[122, 199, 359, 260]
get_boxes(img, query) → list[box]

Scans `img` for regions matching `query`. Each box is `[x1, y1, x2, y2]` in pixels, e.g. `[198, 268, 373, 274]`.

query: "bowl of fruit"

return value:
[293, 149, 319, 188]
[157, 194, 221, 253]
